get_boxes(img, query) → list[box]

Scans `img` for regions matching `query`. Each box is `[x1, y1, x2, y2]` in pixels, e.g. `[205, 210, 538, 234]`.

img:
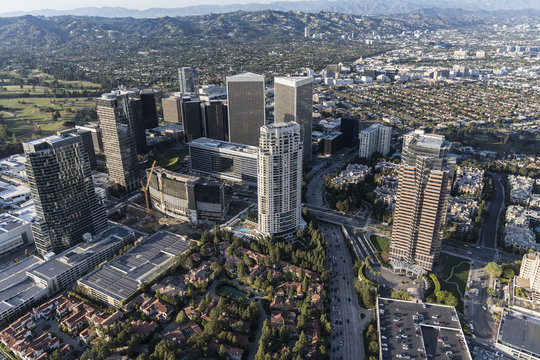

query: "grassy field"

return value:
[155, 149, 189, 171]
[0, 97, 96, 139]
[369, 234, 390, 265]
[0, 69, 101, 92]
[370, 235, 389, 252]
[440, 254, 470, 309]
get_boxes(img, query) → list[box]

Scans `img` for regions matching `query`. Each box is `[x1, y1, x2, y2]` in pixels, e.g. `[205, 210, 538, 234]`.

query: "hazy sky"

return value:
[4, 0, 280, 12]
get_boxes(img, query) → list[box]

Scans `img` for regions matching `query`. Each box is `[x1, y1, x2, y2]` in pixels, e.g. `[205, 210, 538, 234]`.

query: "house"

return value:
[185, 261, 212, 284]
[270, 297, 298, 311]
[130, 320, 157, 338]
[141, 298, 174, 321]
[209, 341, 244, 360]
[275, 282, 304, 298]
[79, 328, 92, 346]
[162, 321, 203, 348]
[269, 310, 296, 328]
[122, 292, 154, 312]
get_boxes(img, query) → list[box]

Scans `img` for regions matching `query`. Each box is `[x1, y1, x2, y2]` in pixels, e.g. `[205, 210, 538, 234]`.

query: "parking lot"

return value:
[378, 297, 471, 360]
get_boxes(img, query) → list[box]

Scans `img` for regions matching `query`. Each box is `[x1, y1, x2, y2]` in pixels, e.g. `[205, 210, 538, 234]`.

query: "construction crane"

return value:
[140, 160, 157, 216]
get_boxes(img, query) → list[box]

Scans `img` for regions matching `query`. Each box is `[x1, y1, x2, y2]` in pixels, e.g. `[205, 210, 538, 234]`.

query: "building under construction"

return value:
[146, 167, 227, 224]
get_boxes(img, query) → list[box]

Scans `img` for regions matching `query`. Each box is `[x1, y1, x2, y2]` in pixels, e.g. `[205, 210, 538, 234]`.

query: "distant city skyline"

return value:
[1, 0, 284, 12]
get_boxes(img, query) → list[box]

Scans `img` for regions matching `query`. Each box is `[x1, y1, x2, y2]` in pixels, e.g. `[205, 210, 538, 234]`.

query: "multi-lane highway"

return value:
[321, 223, 370, 360]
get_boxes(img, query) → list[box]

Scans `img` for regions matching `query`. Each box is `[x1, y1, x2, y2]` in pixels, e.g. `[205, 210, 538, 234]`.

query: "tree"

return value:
[219, 344, 226, 358]
[502, 268, 515, 279]
[391, 290, 412, 301]
[152, 340, 181, 360]
[0, 124, 9, 140]
[211, 261, 222, 278]
[49, 349, 61, 360]
[279, 323, 290, 343]
[484, 262, 502, 279]
[176, 310, 188, 324]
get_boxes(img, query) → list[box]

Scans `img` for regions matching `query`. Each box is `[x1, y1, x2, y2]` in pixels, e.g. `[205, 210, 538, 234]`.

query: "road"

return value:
[322, 223, 370, 360]
[441, 243, 520, 265]
[464, 261, 497, 342]
[479, 173, 505, 250]
[305, 150, 357, 207]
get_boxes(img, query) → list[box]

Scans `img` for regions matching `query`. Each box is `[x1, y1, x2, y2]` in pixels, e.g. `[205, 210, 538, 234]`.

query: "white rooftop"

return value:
[226, 72, 264, 82]
[274, 76, 313, 87]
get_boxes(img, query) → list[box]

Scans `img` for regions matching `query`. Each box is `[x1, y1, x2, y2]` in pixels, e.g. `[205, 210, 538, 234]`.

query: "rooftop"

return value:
[417, 134, 445, 149]
[377, 297, 471, 360]
[23, 134, 80, 152]
[497, 308, 540, 358]
[0, 213, 28, 232]
[274, 76, 313, 87]
[29, 226, 138, 281]
[226, 72, 264, 82]
[78, 231, 192, 303]
[189, 137, 258, 156]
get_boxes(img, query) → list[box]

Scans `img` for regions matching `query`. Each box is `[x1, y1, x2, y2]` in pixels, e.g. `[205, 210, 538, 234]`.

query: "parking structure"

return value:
[377, 297, 472, 360]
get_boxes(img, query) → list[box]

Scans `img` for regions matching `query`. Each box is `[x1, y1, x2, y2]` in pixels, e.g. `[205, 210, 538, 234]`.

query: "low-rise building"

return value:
[331, 164, 371, 187]
[377, 297, 471, 360]
[28, 225, 139, 293]
[78, 231, 192, 307]
[0, 213, 33, 255]
[495, 307, 540, 360]
[504, 225, 539, 250]
[448, 196, 479, 232]
[508, 175, 534, 204]
[454, 167, 484, 198]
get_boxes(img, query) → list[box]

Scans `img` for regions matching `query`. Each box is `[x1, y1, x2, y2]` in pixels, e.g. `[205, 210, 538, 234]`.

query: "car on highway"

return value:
[482, 305, 487, 311]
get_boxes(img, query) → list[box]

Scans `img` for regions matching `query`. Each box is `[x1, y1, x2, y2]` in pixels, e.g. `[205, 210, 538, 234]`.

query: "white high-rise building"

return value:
[304, 27, 310, 38]
[518, 252, 540, 293]
[358, 123, 392, 159]
[257, 122, 303, 237]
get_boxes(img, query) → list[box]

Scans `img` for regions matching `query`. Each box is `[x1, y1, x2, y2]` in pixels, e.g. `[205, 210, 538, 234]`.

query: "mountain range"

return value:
[1, 0, 540, 18]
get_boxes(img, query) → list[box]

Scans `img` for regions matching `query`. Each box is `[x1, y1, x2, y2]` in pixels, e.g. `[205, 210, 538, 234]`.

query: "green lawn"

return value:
[370, 235, 389, 252]
[369, 234, 390, 266]
[0, 97, 95, 139]
[155, 149, 188, 171]
[440, 254, 470, 310]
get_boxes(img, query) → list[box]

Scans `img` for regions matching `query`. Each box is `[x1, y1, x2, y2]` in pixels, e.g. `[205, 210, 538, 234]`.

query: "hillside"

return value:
[1, 0, 540, 18]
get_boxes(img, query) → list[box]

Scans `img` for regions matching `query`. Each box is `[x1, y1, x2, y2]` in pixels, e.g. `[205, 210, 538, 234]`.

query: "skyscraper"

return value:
[226, 72, 265, 146]
[96, 92, 141, 192]
[162, 97, 182, 124]
[274, 76, 313, 164]
[257, 122, 303, 237]
[340, 115, 359, 148]
[180, 98, 203, 143]
[358, 123, 392, 159]
[388, 132, 455, 272]
[128, 97, 148, 154]
[178, 67, 198, 94]
[23, 134, 107, 255]
[140, 90, 158, 129]
[203, 100, 228, 141]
